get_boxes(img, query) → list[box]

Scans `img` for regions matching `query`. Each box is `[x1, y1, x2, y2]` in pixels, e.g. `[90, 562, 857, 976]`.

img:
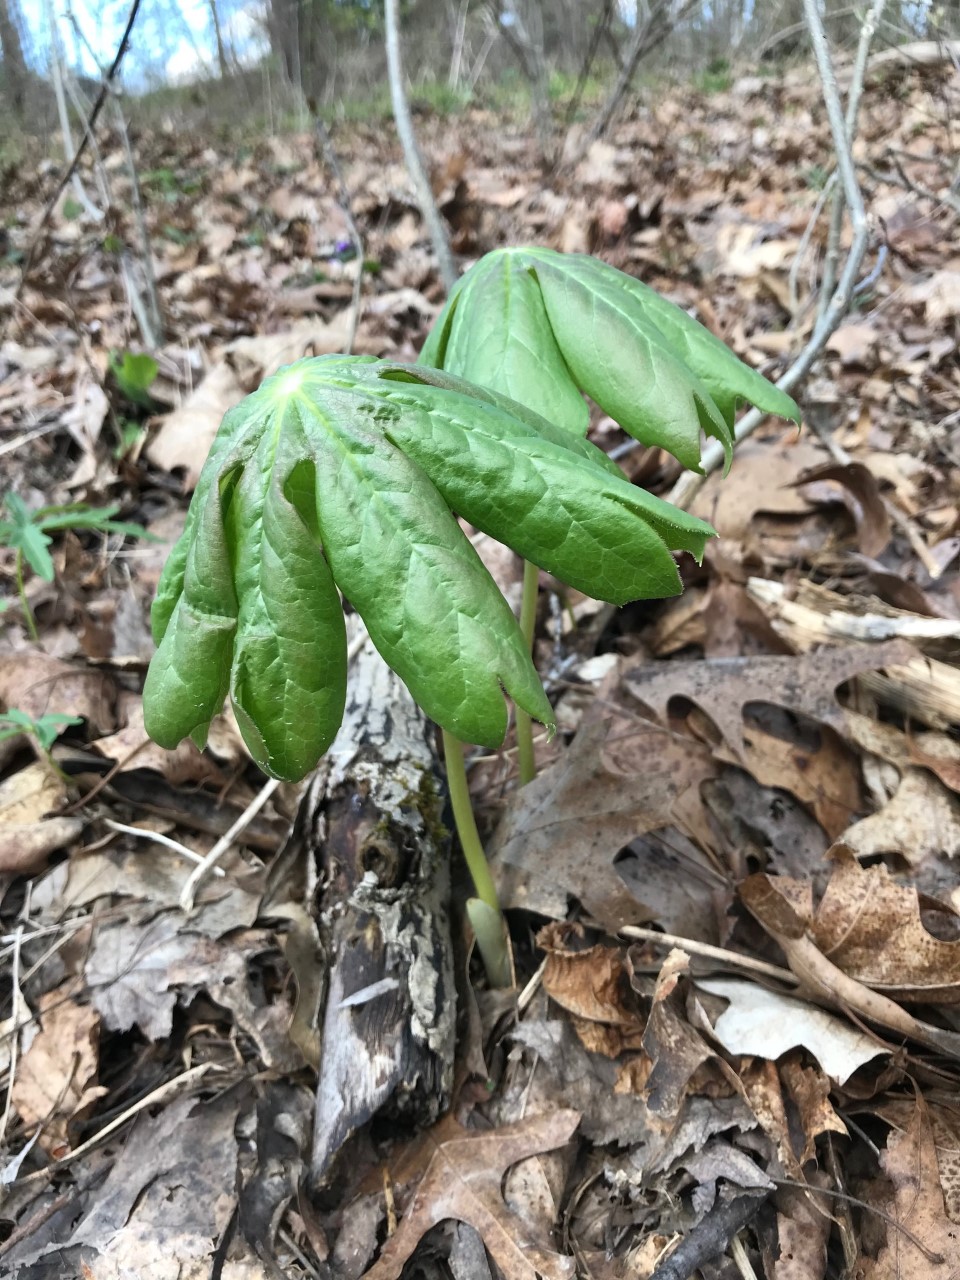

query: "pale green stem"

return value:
[441, 728, 511, 987]
[466, 898, 512, 990]
[442, 728, 499, 910]
[515, 558, 540, 785]
[16, 551, 39, 643]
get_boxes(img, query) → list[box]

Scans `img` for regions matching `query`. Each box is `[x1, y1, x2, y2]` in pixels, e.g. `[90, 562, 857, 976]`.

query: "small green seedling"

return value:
[0, 708, 82, 753]
[0, 493, 151, 641]
[143, 249, 799, 985]
[109, 351, 160, 410]
[0, 708, 83, 782]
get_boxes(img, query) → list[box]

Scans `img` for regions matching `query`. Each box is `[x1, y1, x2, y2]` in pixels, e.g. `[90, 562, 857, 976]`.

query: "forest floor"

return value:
[0, 50, 959, 1280]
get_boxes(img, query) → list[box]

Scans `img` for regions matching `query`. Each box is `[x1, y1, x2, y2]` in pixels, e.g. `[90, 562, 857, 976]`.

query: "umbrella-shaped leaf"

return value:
[379, 373, 714, 603]
[144, 356, 719, 781]
[419, 247, 800, 473]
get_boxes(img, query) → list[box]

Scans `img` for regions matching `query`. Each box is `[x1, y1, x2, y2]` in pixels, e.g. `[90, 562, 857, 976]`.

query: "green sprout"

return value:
[142, 249, 799, 986]
[1, 494, 152, 641]
[0, 708, 83, 782]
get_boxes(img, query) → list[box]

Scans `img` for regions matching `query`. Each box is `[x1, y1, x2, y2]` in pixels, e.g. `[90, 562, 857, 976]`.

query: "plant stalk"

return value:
[442, 729, 499, 911]
[515, 558, 540, 785]
[16, 551, 38, 643]
[441, 728, 511, 987]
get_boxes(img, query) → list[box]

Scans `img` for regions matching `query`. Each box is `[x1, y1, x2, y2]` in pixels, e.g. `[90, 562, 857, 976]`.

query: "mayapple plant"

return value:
[144, 248, 798, 985]
[418, 247, 800, 788]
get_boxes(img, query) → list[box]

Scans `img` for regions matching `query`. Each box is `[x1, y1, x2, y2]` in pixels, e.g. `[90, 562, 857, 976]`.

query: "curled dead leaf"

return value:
[794, 460, 891, 558]
[537, 923, 645, 1056]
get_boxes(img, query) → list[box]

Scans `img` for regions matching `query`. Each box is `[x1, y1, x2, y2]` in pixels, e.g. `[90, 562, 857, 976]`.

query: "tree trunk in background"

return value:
[0, 0, 28, 115]
[207, 0, 231, 78]
[492, 0, 554, 165]
[268, 0, 301, 88]
[571, 0, 698, 163]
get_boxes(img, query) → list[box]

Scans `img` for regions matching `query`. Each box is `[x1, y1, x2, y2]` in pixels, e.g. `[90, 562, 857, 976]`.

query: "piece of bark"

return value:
[301, 636, 456, 1186]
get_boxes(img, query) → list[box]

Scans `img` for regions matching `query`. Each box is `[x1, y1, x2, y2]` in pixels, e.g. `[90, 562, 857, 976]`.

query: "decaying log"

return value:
[285, 634, 456, 1186]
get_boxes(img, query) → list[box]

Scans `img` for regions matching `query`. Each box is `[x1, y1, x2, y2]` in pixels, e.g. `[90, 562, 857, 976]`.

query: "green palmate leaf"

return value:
[0, 495, 154, 584]
[419, 247, 800, 473]
[0, 709, 83, 751]
[2, 493, 55, 580]
[144, 356, 716, 781]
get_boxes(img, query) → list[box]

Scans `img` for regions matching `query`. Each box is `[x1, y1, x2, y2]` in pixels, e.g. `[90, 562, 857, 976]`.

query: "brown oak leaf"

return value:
[364, 1110, 580, 1280]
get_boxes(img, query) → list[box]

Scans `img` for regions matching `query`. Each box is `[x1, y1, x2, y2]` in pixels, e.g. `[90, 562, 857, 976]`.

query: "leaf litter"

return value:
[1, 53, 960, 1280]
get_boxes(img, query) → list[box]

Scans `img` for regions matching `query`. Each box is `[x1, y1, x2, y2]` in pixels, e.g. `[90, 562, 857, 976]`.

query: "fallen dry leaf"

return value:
[12, 985, 107, 1155]
[795, 460, 891, 558]
[878, 1098, 960, 1223]
[811, 847, 960, 1002]
[842, 768, 960, 866]
[31, 1092, 242, 1279]
[774, 1178, 833, 1280]
[145, 361, 245, 490]
[84, 913, 196, 1041]
[641, 950, 721, 1121]
[908, 268, 960, 324]
[714, 712, 861, 840]
[0, 759, 82, 874]
[780, 1056, 849, 1164]
[0, 651, 115, 736]
[93, 690, 227, 786]
[537, 922, 645, 1056]
[696, 976, 885, 1084]
[624, 640, 915, 759]
[827, 321, 880, 366]
[689, 434, 826, 542]
[492, 716, 718, 933]
[861, 1101, 960, 1278]
[741, 866, 960, 1058]
[0, 816, 84, 876]
[365, 1110, 580, 1280]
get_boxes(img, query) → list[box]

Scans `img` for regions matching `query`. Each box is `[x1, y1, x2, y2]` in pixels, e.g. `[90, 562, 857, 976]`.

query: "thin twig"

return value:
[179, 776, 281, 912]
[110, 91, 164, 346]
[102, 819, 226, 876]
[619, 925, 798, 987]
[568, 0, 700, 167]
[649, 1195, 767, 1280]
[789, 172, 836, 318]
[384, 0, 458, 291]
[9, 1062, 223, 1189]
[315, 120, 365, 354]
[774, 1177, 945, 1264]
[861, 154, 960, 217]
[561, 0, 614, 129]
[0, 927, 24, 1143]
[666, 0, 874, 512]
[0, 1188, 79, 1258]
[7, 0, 144, 329]
[43, 0, 100, 221]
[819, 0, 886, 321]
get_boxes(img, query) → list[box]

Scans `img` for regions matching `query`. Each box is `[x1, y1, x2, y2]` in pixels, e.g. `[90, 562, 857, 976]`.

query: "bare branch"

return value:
[819, 0, 886, 321]
[666, 0, 877, 511]
[567, 0, 701, 167]
[3, 0, 144, 343]
[384, 0, 458, 293]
